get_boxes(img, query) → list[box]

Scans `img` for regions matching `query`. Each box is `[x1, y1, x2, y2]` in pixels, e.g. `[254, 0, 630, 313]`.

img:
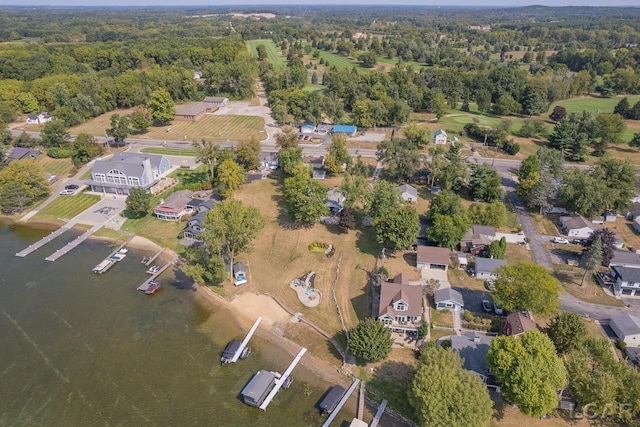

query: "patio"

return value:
[289, 271, 322, 308]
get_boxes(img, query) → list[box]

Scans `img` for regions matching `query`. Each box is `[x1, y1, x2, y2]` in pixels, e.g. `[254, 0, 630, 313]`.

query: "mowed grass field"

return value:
[550, 95, 640, 116]
[70, 110, 266, 143]
[32, 193, 100, 224]
[37, 156, 75, 177]
[246, 39, 287, 68]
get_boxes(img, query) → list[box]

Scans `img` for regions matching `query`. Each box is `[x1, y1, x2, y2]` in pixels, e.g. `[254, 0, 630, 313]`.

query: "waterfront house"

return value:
[416, 245, 450, 270]
[377, 273, 423, 334]
[474, 257, 507, 280]
[183, 211, 207, 241]
[153, 190, 193, 221]
[87, 152, 170, 195]
[434, 287, 464, 311]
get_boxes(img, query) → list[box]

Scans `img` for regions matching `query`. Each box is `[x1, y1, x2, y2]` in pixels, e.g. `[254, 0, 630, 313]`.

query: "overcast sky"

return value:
[2, 1, 639, 7]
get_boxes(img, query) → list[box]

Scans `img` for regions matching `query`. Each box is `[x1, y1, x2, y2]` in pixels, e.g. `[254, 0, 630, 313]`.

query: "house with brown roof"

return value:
[504, 312, 536, 337]
[377, 273, 423, 333]
[174, 102, 211, 121]
[416, 246, 450, 270]
[153, 190, 194, 221]
[460, 225, 496, 255]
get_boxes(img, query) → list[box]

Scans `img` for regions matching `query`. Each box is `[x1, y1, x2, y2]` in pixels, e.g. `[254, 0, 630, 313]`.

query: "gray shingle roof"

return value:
[474, 257, 507, 274]
[398, 183, 418, 198]
[561, 215, 591, 230]
[610, 250, 640, 266]
[610, 314, 640, 338]
[434, 287, 464, 306]
[612, 266, 640, 283]
[92, 152, 166, 178]
[451, 332, 494, 376]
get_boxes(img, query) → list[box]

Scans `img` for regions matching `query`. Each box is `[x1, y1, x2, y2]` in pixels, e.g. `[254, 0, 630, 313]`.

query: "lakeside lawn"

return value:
[31, 193, 100, 224]
[140, 147, 197, 156]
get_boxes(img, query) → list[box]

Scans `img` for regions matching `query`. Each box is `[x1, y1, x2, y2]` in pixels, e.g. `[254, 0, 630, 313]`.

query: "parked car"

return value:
[303, 135, 310, 141]
[484, 280, 495, 291]
[552, 237, 569, 244]
[65, 184, 79, 190]
[482, 300, 492, 313]
[493, 301, 504, 315]
[59, 189, 75, 195]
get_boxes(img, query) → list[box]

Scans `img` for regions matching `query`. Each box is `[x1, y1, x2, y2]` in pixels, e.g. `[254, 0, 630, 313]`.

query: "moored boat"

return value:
[282, 375, 292, 389]
[145, 281, 161, 295]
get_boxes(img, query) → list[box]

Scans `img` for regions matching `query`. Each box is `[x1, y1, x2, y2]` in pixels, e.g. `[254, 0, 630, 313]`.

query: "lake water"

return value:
[0, 221, 355, 426]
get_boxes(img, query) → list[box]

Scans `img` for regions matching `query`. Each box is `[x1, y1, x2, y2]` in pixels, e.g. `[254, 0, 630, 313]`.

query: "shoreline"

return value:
[1, 216, 350, 388]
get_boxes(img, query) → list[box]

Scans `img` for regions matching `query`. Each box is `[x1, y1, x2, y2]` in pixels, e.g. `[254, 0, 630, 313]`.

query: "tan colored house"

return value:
[377, 273, 423, 334]
[416, 245, 450, 270]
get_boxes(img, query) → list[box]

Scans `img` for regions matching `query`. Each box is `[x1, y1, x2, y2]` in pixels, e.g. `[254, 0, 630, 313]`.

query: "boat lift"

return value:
[259, 347, 307, 411]
[229, 317, 262, 363]
[321, 378, 361, 427]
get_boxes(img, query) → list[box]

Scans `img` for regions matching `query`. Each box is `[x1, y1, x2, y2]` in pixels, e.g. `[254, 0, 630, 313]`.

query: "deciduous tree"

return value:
[427, 213, 470, 249]
[546, 312, 588, 354]
[0, 160, 49, 214]
[409, 344, 493, 427]
[580, 235, 603, 286]
[41, 120, 69, 147]
[202, 200, 265, 278]
[469, 164, 503, 202]
[488, 330, 566, 417]
[130, 106, 152, 133]
[236, 137, 261, 171]
[348, 318, 393, 362]
[125, 187, 151, 217]
[279, 147, 303, 176]
[284, 173, 328, 224]
[325, 134, 350, 174]
[216, 158, 246, 198]
[364, 180, 402, 221]
[192, 139, 220, 181]
[275, 125, 299, 150]
[374, 204, 420, 250]
[147, 88, 175, 124]
[106, 113, 130, 143]
[493, 262, 560, 315]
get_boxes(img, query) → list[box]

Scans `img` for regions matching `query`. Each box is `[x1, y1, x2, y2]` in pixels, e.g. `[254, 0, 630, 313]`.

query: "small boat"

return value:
[282, 376, 293, 389]
[110, 253, 126, 261]
[141, 257, 149, 264]
[118, 248, 128, 254]
[240, 346, 251, 360]
[145, 281, 161, 295]
[146, 265, 160, 274]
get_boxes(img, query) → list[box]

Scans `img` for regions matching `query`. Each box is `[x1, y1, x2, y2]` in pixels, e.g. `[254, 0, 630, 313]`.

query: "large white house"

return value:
[87, 152, 171, 195]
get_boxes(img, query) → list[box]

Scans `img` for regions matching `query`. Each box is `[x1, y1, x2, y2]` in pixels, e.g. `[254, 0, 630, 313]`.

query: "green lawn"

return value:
[32, 193, 101, 224]
[376, 56, 429, 71]
[302, 84, 325, 92]
[550, 95, 640, 116]
[37, 156, 75, 177]
[140, 147, 197, 156]
[246, 39, 287, 68]
[316, 50, 364, 72]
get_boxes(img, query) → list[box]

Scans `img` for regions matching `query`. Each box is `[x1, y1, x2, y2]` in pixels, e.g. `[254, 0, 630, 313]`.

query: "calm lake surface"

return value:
[0, 221, 355, 426]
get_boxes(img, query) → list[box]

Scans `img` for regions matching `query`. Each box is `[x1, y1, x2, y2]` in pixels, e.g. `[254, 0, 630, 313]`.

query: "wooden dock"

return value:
[357, 382, 365, 420]
[369, 399, 388, 427]
[136, 257, 177, 291]
[15, 223, 74, 257]
[89, 235, 135, 272]
[321, 379, 360, 427]
[45, 224, 102, 262]
[230, 317, 262, 363]
[144, 249, 164, 266]
[258, 347, 307, 411]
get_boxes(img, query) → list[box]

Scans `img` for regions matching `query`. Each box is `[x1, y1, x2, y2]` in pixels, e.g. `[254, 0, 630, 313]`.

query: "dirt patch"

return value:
[228, 292, 290, 329]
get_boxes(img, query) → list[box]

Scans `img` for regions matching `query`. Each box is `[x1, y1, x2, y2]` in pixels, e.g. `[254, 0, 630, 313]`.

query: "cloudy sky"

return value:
[3, 1, 639, 6]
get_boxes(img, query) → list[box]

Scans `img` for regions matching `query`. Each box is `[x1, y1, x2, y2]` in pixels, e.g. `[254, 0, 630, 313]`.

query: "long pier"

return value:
[143, 249, 164, 266]
[321, 379, 360, 427]
[45, 224, 102, 262]
[369, 399, 388, 427]
[357, 382, 365, 420]
[136, 257, 178, 291]
[259, 347, 307, 411]
[231, 317, 262, 363]
[15, 223, 74, 257]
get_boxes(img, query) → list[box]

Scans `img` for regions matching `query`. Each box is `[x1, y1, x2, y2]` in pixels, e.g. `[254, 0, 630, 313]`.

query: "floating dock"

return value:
[15, 223, 74, 257]
[321, 379, 360, 427]
[46, 224, 102, 262]
[136, 257, 177, 291]
[258, 347, 307, 411]
[89, 235, 135, 272]
[227, 317, 262, 364]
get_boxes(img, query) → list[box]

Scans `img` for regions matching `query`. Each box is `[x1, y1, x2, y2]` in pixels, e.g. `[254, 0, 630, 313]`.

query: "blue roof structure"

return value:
[301, 122, 315, 129]
[332, 125, 357, 134]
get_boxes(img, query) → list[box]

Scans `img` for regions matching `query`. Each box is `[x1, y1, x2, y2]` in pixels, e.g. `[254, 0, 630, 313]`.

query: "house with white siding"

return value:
[86, 153, 170, 195]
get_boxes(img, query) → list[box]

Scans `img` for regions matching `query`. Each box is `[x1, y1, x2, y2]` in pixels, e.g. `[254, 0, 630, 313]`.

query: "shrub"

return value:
[308, 241, 329, 252]
[617, 340, 627, 351]
[503, 139, 521, 155]
[47, 147, 74, 158]
[417, 321, 428, 339]
[463, 311, 473, 322]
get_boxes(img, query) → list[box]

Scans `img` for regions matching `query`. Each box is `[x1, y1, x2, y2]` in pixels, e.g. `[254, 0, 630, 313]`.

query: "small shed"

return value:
[434, 287, 464, 311]
[233, 262, 247, 281]
[398, 184, 418, 203]
[433, 129, 447, 145]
